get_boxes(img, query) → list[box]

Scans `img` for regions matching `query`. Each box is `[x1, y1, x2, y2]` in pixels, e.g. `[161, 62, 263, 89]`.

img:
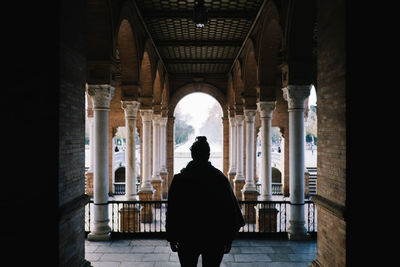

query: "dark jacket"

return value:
[166, 160, 245, 247]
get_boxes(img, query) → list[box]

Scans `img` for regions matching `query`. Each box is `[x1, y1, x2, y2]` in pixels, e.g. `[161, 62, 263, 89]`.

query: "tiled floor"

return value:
[85, 238, 316, 267]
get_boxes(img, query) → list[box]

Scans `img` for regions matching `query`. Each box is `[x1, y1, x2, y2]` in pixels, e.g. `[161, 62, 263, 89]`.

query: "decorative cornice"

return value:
[282, 85, 311, 111]
[121, 101, 140, 119]
[257, 101, 276, 118]
[88, 84, 115, 110]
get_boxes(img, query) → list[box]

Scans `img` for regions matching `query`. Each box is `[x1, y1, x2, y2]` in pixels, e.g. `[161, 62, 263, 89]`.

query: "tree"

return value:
[198, 102, 223, 144]
[174, 105, 195, 145]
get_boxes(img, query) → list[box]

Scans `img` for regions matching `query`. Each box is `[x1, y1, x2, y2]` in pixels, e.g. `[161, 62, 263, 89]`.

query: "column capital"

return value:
[121, 100, 140, 119]
[159, 116, 168, 126]
[140, 109, 153, 122]
[282, 85, 311, 111]
[152, 113, 162, 122]
[244, 109, 257, 122]
[229, 116, 237, 125]
[257, 101, 276, 118]
[88, 84, 115, 110]
[235, 114, 244, 125]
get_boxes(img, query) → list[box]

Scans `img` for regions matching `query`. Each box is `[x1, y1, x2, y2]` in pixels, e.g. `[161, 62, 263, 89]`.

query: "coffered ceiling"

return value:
[134, 0, 264, 78]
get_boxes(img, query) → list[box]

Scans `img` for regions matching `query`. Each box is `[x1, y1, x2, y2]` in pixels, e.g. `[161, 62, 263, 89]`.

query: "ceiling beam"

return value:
[141, 10, 258, 19]
[165, 59, 234, 64]
[155, 40, 242, 47]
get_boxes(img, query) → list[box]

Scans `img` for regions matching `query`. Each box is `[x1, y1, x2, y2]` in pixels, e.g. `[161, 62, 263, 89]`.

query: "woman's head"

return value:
[190, 136, 210, 161]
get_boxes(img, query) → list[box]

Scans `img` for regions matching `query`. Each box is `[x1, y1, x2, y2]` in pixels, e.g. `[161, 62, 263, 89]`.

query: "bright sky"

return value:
[309, 85, 317, 107]
[174, 92, 219, 135]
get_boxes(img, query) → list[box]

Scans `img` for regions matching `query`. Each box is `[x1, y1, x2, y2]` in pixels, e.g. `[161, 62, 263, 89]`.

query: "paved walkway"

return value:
[85, 238, 316, 267]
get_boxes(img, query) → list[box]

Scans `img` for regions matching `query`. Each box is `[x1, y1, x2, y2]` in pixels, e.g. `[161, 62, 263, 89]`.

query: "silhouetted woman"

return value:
[166, 136, 245, 267]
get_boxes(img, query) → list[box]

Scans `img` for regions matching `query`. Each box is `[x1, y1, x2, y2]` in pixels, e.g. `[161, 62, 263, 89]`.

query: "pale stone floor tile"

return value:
[86, 238, 317, 266]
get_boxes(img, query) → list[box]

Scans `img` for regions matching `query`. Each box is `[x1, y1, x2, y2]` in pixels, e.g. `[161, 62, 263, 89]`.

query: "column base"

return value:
[87, 231, 111, 241]
[233, 178, 245, 201]
[256, 207, 278, 232]
[288, 220, 310, 241]
[242, 190, 259, 223]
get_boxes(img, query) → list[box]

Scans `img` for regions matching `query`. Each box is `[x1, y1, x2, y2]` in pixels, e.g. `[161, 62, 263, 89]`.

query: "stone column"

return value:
[257, 101, 276, 201]
[242, 109, 259, 223]
[87, 84, 114, 241]
[228, 113, 237, 187]
[121, 101, 140, 200]
[85, 116, 95, 195]
[159, 116, 169, 198]
[283, 85, 311, 240]
[233, 114, 245, 201]
[88, 117, 95, 172]
[151, 113, 163, 201]
[120, 100, 140, 234]
[138, 109, 154, 222]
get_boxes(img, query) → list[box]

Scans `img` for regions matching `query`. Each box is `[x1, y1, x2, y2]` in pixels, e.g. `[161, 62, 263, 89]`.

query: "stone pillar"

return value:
[228, 112, 237, 187]
[242, 109, 259, 223]
[159, 116, 169, 199]
[85, 116, 95, 195]
[138, 109, 154, 222]
[257, 101, 276, 201]
[121, 101, 140, 200]
[87, 84, 114, 241]
[151, 113, 163, 201]
[233, 114, 245, 201]
[283, 85, 311, 240]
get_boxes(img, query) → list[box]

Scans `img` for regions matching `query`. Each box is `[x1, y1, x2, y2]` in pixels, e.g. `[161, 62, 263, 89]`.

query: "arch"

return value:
[257, 6, 283, 100]
[87, 0, 114, 61]
[168, 83, 227, 118]
[272, 167, 282, 183]
[114, 166, 126, 183]
[161, 75, 169, 113]
[241, 39, 258, 107]
[117, 19, 140, 85]
[232, 61, 244, 111]
[139, 49, 153, 108]
[152, 65, 162, 108]
[227, 73, 235, 112]
[284, 0, 316, 85]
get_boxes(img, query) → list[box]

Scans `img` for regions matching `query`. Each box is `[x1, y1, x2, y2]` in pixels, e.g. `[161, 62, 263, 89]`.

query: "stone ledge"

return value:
[311, 194, 346, 220]
[59, 194, 90, 223]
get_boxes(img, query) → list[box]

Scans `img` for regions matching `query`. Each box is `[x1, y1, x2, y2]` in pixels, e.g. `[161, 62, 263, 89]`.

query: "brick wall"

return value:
[313, 0, 346, 266]
[59, 0, 89, 266]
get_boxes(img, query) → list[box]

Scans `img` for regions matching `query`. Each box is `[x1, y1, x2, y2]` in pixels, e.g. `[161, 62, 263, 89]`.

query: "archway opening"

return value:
[173, 92, 223, 174]
[305, 85, 317, 168]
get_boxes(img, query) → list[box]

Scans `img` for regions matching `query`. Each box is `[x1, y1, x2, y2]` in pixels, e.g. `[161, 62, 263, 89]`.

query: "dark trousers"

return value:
[177, 245, 224, 267]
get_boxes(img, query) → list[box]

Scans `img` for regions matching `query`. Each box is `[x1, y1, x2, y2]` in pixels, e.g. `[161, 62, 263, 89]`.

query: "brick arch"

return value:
[257, 2, 282, 100]
[283, 0, 316, 85]
[227, 73, 235, 112]
[117, 19, 139, 86]
[161, 75, 169, 112]
[232, 61, 244, 111]
[139, 49, 153, 108]
[168, 83, 227, 118]
[241, 39, 258, 108]
[152, 62, 163, 108]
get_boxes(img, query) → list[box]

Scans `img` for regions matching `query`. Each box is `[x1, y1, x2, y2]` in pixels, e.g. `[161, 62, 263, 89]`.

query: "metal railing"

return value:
[85, 200, 316, 238]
